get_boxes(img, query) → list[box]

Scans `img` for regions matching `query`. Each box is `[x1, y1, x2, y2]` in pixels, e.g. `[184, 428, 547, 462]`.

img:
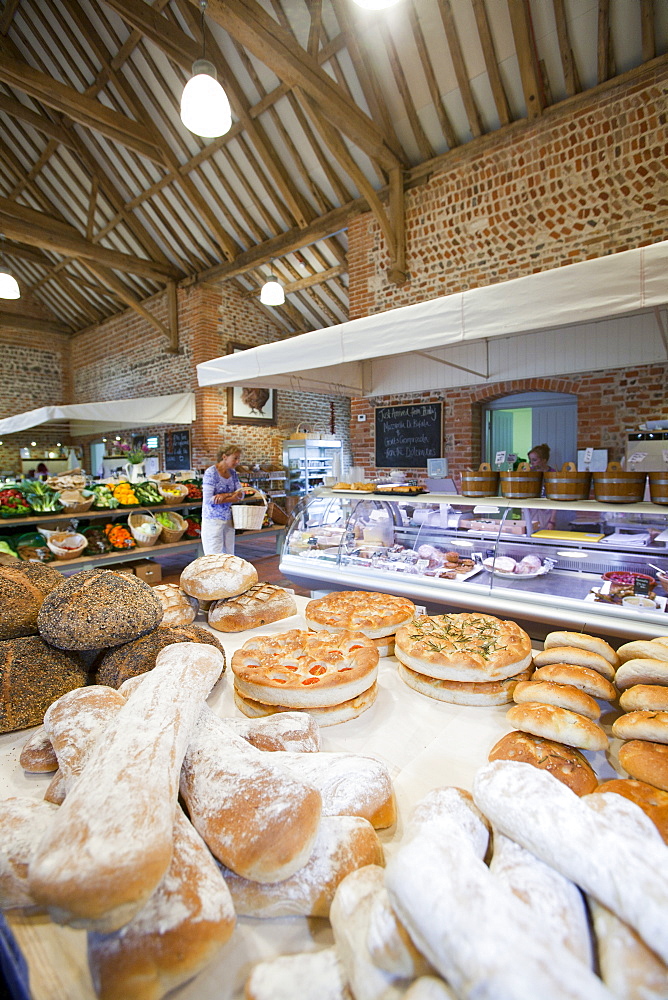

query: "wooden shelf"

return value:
[52, 537, 202, 572]
[0, 501, 202, 529]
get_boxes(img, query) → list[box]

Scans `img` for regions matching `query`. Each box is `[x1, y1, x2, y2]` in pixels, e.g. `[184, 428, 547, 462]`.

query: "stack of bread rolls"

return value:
[611, 637, 668, 792]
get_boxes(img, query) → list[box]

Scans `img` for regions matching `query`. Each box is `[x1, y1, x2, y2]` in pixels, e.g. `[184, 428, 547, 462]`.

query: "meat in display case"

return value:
[280, 488, 668, 640]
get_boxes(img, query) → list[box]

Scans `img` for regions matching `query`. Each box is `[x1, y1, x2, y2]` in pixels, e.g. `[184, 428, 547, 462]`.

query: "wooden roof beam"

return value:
[472, 0, 511, 126]
[438, 0, 483, 138]
[507, 0, 545, 119]
[0, 311, 72, 336]
[243, 264, 346, 298]
[0, 93, 78, 148]
[552, 0, 581, 97]
[84, 262, 178, 353]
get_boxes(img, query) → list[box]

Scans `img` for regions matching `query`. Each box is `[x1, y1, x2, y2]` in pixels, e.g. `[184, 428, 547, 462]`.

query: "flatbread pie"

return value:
[305, 590, 415, 656]
[233, 683, 379, 727]
[394, 612, 532, 682]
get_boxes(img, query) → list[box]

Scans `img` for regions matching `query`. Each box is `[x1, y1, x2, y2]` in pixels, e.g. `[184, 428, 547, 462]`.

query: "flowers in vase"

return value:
[119, 442, 151, 465]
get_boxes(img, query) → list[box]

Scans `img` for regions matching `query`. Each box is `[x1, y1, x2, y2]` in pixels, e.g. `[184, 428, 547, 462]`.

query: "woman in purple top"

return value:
[201, 445, 245, 555]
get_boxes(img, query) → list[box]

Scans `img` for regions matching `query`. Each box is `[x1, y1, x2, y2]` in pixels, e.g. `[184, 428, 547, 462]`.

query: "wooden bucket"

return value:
[593, 462, 646, 503]
[460, 463, 499, 498]
[500, 463, 543, 499]
[544, 462, 591, 501]
[649, 472, 668, 505]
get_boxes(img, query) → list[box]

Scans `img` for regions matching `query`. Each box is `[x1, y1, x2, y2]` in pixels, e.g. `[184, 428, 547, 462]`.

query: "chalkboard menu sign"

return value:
[164, 429, 191, 471]
[375, 403, 443, 469]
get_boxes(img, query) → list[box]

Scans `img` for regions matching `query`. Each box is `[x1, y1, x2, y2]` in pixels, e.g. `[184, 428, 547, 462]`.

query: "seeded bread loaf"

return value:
[0, 563, 63, 640]
[95, 623, 225, 689]
[0, 636, 87, 733]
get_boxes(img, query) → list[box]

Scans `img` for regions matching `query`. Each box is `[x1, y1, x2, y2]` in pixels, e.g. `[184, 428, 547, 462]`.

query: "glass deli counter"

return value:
[279, 489, 668, 640]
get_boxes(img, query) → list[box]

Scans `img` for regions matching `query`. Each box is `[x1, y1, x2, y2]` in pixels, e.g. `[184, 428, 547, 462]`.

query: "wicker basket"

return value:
[158, 510, 188, 542]
[267, 501, 290, 526]
[593, 462, 646, 503]
[544, 462, 592, 501]
[59, 495, 95, 514]
[46, 531, 87, 560]
[500, 463, 543, 499]
[232, 490, 267, 530]
[461, 463, 500, 498]
[127, 509, 162, 547]
[158, 483, 190, 503]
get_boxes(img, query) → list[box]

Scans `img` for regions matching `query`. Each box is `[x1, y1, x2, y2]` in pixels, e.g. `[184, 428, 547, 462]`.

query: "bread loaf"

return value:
[612, 710, 668, 744]
[221, 815, 383, 918]
[592, 779, 668, 843]
[0, 797, 58, 910]
[620, 684, 668, 712]
[179, 705, 322, 883]
[87, 809, 235, 1000]
[617, 640, 668, 664]
[531, 663, 616, 701]
[233, 682, 378, 727]
[488, 731, 598, 796]
[506, 702, 608, 750]
[615, 658, 668, 690]
[544, 632, 619, 668]
[472, 760, 668, 965]
[95, 623, 225, 689]
[152, 583, 198, 626]
[19, 726, 57, 773]
[245, 947, 352, 1000]
[366, 883, 433, 978]
[532, 646, 616, 681]
[398, 661, 532, 706]
[28, 642, 224, 931]
[512, 679, 601, 720]
[0, 636, 87, 734]
[0, 563, 61, 640]
[589, 899, 668, 1000]
[208, 582, 297, 632]
[224, 711, 321, 752]
[619, 740, 668, 791]
[180, 554, 257, 600]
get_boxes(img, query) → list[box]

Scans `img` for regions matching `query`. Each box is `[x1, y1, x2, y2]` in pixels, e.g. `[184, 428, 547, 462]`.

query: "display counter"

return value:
[280, 489, 668, 640]
[0, 595, 622, 1000]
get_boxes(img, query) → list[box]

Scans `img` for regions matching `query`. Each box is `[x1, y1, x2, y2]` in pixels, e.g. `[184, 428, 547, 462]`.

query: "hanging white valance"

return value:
[0, 392, 196, 437]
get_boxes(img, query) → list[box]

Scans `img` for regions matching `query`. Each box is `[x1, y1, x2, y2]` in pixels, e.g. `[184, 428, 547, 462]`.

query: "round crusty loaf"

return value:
[512, 679, 600, 720]
[612, 711, 668, 745]
[591, 779, 668, 844]
[0, 563, 63, 640]
[398, 662, 532, 706]
[506, 702, 608, 751]
[615, 658, 668, 691]
[152, 584, 199, 626]
[532, 646, 616, 682]
[209, 583, 297, 632]
[532, 663, 617, 702]
[544, 631, 620, 668]
[488, 731, 597, 796]
[619, 740, 668, 792]
[0, 636, 87, 733]
[95, 624, 226, 689]
[180, 554, 258, 601]
[10, 561, 64, 594]
[616, 640, 668, 665]
[620, 685, 668, 713]
[37, 569, 163, 650]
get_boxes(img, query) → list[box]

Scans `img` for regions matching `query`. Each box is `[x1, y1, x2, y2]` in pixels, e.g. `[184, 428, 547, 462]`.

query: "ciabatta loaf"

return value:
[28, 642, 224, 931]
[224, 711, 321, 752]
[473, 760, 668, 965]
[366, 884, 433, 978]
[589, 899, 668, 1000]
[0, 797, 58, 911]
[208, 582, 297, 632]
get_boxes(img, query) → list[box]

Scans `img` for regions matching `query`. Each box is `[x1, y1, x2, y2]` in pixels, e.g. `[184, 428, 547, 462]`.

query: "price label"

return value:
[634, 577, 650, 596]
[495, 451, 507, 466]
[628, 451, 647, 464]
[583, 447, 594, 464]
[507, 453, 517, 464]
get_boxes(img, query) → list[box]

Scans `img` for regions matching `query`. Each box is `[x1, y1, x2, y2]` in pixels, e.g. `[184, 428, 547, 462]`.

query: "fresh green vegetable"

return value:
[155, 512, 173, 528]
[91, 485, 120, 509]
[19, 481, 63, 512]
[0, 541, 17, 558]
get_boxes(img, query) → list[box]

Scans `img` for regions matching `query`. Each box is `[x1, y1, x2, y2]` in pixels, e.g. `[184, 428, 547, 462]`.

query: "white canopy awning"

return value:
[196, 241, 668, 396]
[0, 392, 196, 437]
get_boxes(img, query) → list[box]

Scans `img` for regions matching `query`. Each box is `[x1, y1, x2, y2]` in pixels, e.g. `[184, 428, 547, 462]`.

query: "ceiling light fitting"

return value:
[180, 2, 232, 138]
[0, 235, 20, 300]
[260, 274, 285, 306]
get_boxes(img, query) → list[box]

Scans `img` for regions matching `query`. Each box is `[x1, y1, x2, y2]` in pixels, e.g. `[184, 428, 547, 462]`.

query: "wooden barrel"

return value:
[649, 472, 668, 505]
[461, 463, 499, 497]
[500, 463, 543, 499]
[544, 462, 591, 501]
[593, 462, 646, 503]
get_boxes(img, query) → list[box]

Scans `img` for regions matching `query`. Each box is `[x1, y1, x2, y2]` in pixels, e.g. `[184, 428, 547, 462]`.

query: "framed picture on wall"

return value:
[226, 342, 277, 426]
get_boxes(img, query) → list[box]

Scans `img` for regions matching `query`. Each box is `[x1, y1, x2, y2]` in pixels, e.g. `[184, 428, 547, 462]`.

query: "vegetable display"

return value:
[22, 481, 63, 513]
[133, 481, 163, 505]
[112, 483, 140, 505]
[91, 485, 120, 509]
[181, 481, 203, 500]
[0, 488, 31, 517]
[104, 523, 136, 549]
[185, 514, 201, 537]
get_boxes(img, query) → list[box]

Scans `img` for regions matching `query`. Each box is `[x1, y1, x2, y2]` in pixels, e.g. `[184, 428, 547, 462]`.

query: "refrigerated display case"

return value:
[282, 439, 342, 496]
[279, 488, 668, 639]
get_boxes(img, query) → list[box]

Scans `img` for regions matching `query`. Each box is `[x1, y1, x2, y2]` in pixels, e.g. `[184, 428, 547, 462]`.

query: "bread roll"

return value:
[28, 642, 225, 931]
[19, 726, 57, 773]
[0, 797, 58, 910]
[95, 624, 225, 689]
[269, 750, 395, 828]
[208, 582, 297, 632]
[179, 706, 322, 883]
[488, 731, 598, 796]
[224, 711, 321, 752]
[531, 663, 616, 701]
[221, 815, 383, 918]
[532, 646, 616, 681]
[245, 947, 352, 1000]
[591, 779, 668, 844]
[152, 584, 198, 626]
[544, 632, 619, 668]
[472, 760, 668, 965]
[619, 740, 668, 791]
[506, 702, 608, 751]
[615, 658, 668, 690]
[620, 684, 668, 713]
[180, 554, 257, 601]
[612, 710, 668, 744]
[512, 679, 600, 720]
[0, 636, 87, 734]
[617, 640, 668, 664]
[589, 898, 668, 1000]
[87, 809, 235, 1000]
[398, 661, 531, 706]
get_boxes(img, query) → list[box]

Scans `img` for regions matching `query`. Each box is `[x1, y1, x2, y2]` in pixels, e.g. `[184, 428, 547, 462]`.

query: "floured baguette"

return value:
[29, 642, 225, 932]
[19, 726, 57, 773]
[88, 809, 235, 1000]
[588, 898, 668, 1000]
[385, 785, 613, 1000]
[245, 947, 352, 1000]
[268, 750, 396, 828]
[0, 797, 58, 911]
[221, 815, 383, 918]
[473, 760, 668, 965]
[366, 883, 433, 978]
[224, 711, 321, 752]
[180, 705, 322, 883]
[489, 830, 593, 967]
[330, 865, 415, 1000]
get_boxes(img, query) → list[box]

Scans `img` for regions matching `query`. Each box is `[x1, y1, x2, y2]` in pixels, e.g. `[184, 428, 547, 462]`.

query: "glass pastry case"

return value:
[279, 489, 668, 640]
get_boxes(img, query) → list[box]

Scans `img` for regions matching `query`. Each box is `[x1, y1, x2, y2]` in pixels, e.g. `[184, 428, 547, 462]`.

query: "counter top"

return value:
[2, 596, 623, 1000]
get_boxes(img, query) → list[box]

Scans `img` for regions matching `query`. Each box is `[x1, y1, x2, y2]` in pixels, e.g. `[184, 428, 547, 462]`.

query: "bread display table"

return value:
[0, 596, 622, 1000]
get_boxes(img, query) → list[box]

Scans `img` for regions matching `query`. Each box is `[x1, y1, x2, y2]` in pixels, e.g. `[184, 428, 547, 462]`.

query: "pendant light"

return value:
[0, 236, 20, 300]
[260, 273, 285, 306]
[180, 1, 232, 138]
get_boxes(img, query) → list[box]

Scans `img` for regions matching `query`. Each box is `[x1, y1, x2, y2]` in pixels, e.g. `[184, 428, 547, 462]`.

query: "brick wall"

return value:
[347, 63, 668, 476]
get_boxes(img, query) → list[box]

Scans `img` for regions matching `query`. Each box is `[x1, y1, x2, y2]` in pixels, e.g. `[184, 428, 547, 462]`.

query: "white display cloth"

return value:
[197, 240, 668, 396]
[0, 392, 196, 437]
[1, 596, 619, 1000]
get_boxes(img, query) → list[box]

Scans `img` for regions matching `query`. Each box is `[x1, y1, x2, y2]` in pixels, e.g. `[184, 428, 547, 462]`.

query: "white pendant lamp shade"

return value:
[0, 270, 20, 299]
[180, 59, 232, 138]
[260, 275, 285, 306]
[351, 0, 401, 8]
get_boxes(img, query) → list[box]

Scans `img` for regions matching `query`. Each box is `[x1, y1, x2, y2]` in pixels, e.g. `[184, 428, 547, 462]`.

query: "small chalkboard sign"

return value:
[375, 403, 443, 469]
[165, 429, 191, 471]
